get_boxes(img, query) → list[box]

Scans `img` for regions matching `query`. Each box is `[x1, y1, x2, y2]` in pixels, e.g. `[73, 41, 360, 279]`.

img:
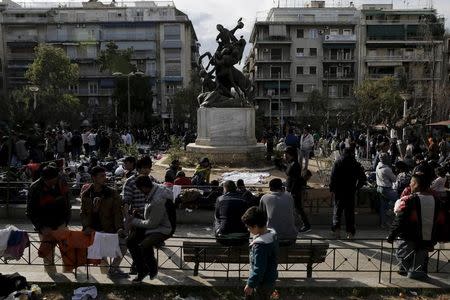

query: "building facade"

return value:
[247, 1, 445, 125]
[0, 0, 199, 126]
[359, 4, 444, 108]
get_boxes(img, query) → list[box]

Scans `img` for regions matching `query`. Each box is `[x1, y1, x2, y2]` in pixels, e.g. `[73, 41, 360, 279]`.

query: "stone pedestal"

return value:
[186, 107, 266, 165]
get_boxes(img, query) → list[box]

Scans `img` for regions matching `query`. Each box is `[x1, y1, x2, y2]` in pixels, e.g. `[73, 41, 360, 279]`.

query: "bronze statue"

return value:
[197, 18, 254, 108]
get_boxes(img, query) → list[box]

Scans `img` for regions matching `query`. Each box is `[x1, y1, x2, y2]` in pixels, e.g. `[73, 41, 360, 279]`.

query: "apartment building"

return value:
[359, 4, 444, 106]
[0, 0, 199, 126]
[247, 1, 359, 121]
[247, 1, 445, 123]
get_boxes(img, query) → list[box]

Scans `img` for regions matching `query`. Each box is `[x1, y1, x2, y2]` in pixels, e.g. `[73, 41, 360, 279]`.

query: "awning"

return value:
[322, 43, 355, 49]
[263, 82, 290, 89]
[367, 25, 404, 39]
[427, 120, 450, 127]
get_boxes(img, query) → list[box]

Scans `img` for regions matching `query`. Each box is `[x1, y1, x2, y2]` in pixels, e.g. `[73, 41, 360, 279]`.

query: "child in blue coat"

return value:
[241, 207, 279, 300]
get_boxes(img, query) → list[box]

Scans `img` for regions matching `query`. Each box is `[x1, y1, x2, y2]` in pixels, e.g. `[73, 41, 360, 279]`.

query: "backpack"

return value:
[165, 197, 177, 236]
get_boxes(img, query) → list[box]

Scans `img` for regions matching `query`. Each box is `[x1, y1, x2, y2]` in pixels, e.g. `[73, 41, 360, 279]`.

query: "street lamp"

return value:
[113, 71, 145, 127]
[29, 86, 39, 110]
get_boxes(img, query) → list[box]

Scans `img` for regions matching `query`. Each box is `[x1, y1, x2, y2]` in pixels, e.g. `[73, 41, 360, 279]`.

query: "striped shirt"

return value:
[122, 174, 147, 211]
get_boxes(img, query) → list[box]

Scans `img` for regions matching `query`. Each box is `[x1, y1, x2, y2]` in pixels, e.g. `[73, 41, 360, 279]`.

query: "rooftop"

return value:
[0, 0, 175, 9]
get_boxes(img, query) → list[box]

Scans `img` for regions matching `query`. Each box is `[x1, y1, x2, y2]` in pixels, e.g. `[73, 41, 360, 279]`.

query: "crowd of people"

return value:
[0, 120, 447, 294]
[0, 125, 194, 170]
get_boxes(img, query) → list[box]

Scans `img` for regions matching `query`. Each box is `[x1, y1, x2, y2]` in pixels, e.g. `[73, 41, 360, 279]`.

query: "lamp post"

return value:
[29, 86, 39, 110]
[113, 71, 144, 127]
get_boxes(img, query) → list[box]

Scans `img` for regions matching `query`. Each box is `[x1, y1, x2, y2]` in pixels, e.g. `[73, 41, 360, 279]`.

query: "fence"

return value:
[1, 233, 449, 284]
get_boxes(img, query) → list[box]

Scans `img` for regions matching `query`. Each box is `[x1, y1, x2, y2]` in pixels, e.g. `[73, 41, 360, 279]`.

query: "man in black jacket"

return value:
[214, 180, 249, 245]
[329, 148, 366, 239]
[285, 146, 311, 233]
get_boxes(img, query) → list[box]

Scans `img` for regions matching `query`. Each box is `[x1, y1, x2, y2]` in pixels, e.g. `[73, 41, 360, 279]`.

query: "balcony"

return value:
[255, 75, 291, 81]
[365, 54, 442, 62]
[365, 18, 444, 25]
[323, 34, 356, 43]
[323, 56, 355, 62]
[7, 53, 35, 60]
[100, 32, 156, 41]
[323, 73, 355, 80]
[74, 88, 113, 96]
[255, 56, 291, 64]
[255, 37, 292, 44]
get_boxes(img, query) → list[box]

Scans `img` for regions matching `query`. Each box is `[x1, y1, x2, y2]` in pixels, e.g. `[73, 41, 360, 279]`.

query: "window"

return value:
[388, 49, 395, 57]
[296, 84, 304, 93]
[309, 29, 318, 39]
[296, 48, 304, 57]
[165, 49, 181, 61]
[88, 97, 99, 107]
[270, 48, 282, 60]
[330, 28, 339, 35]
[164, 24, 180, 40]
[297, 29, 304, 38]
[271, 66, 281, 79]
[310, 66, 317, 75]
[305, 84, 316, 93]
[136, 10, 144, 17]
[15, 14, 25, 18]
[343, 29, 353, 35]
[343, 84, 352, 97]
[88, 82, 98, 94]
[328, 85, 338, 98]
[310, 48, 317, 57]
[69, 84, 79, 94]
[296, 66, 304, 75]
[271, 102, 279, 111]
[166, 84, 181, 95]
[165, 62, 181, 76]
[343, 49, 352, 60]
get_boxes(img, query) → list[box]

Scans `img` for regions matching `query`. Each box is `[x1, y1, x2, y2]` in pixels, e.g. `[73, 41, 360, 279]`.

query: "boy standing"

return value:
[241, 207, 278, 300]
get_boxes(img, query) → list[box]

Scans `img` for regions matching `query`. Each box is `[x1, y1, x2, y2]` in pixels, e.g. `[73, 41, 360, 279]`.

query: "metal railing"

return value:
[1, 233, 448, 284]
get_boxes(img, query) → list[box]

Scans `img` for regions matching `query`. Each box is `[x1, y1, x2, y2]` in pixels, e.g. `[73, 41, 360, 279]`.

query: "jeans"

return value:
[298, 149, 311, 171]
[332, 194, 356, 235]
[293, 192, 310, 228]
[127, 230, 170, 276]
[377, 186, 398, 226]
[396, 240, 429, 279]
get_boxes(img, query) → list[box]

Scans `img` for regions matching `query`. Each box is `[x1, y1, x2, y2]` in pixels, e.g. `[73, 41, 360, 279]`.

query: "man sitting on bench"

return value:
[259, 178, 298, 246]
[214, 180, 249, 246]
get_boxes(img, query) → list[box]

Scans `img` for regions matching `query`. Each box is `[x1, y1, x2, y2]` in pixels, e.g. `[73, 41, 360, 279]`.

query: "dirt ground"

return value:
[39, 285, 450, 300]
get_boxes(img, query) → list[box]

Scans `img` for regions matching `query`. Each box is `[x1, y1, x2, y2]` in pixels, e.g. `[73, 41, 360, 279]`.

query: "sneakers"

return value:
[299, 226, 312, 233]
[132, 272, 148, 283]
[107, 267, 130, 279]
[346, 233, 354, 240]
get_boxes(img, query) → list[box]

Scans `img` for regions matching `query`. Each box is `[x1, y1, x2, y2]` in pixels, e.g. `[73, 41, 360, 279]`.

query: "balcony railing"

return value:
[365, 54, 440, 61]
[323, 56, 355, 61]
[73, 88, 113, 96]
[255, 75, 291, 80]
[323, 73, 355, 80]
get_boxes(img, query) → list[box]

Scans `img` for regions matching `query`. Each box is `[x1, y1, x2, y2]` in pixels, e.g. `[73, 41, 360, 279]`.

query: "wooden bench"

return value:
[183, 241, 329, 278]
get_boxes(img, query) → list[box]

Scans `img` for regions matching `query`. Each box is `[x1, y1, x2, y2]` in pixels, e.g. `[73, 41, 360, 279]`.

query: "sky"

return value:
[174, 0, 450, 67]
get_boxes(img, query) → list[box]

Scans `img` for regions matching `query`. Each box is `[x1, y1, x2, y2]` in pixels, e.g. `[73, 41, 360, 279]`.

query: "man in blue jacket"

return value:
[242, 207, 278, 300]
